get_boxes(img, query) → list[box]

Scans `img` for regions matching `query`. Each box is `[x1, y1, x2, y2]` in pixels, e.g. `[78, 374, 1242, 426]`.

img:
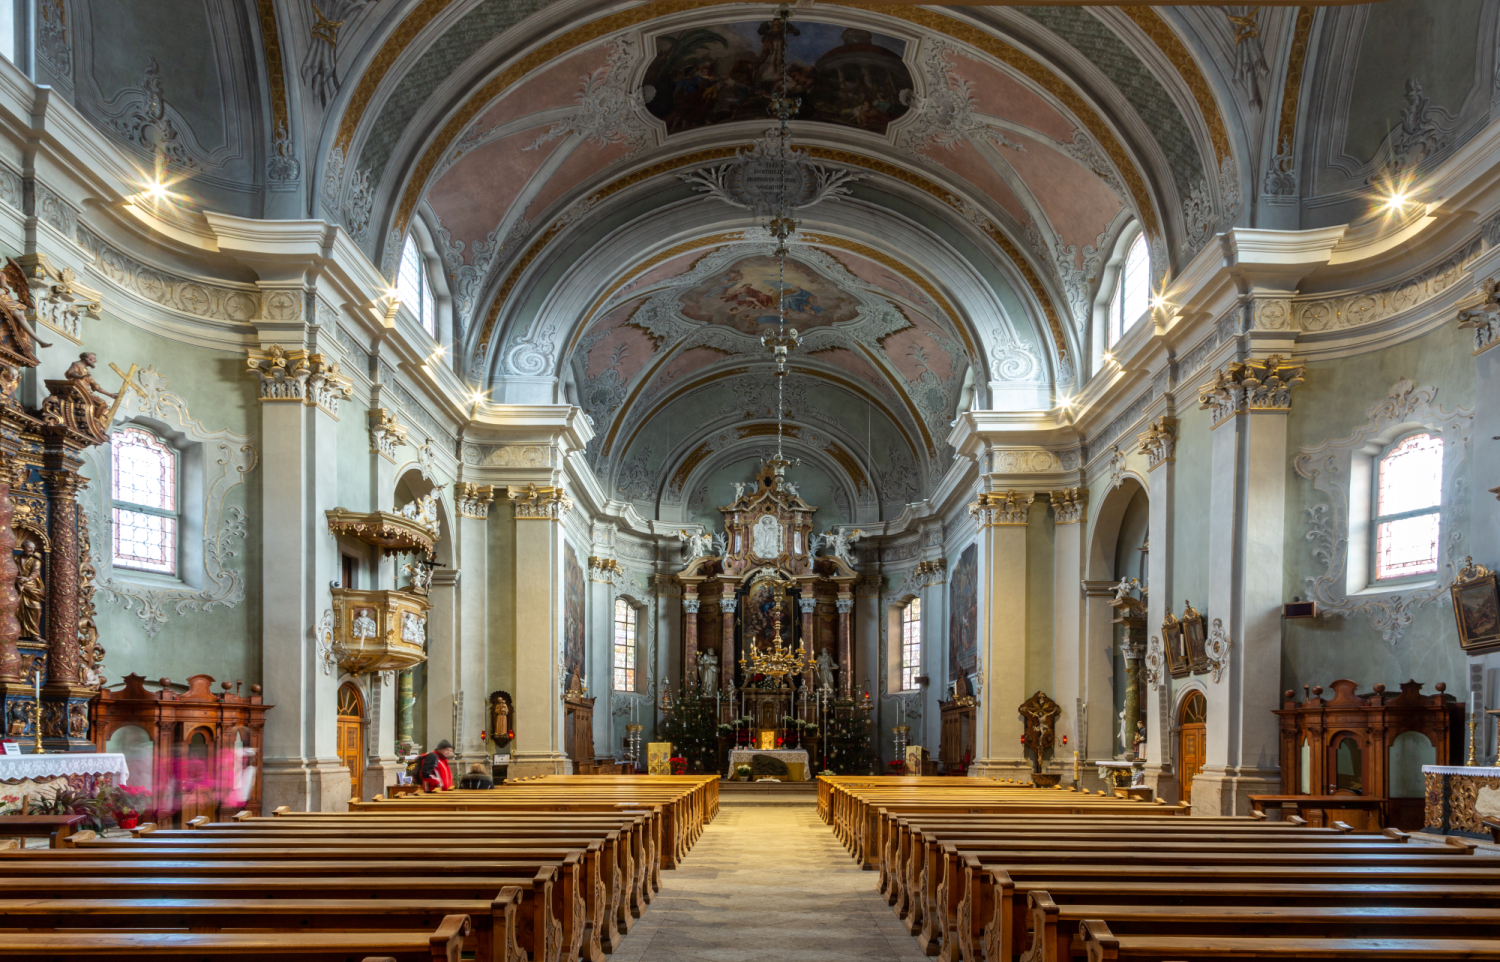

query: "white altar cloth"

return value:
[0, 752, 130, 785]
[1423, 765, 1500, 777]
[730, 748, 810, 781]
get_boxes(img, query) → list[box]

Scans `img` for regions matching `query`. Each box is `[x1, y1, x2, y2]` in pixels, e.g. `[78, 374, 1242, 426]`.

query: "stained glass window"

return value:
[613, 598, 637, 691]
[1108, 234, 1150, 346]
[398, 236, 436, 336]
[1373, 432, 1443, 581]
[900, 598, 921, 691]
[111, 426, 178, 575]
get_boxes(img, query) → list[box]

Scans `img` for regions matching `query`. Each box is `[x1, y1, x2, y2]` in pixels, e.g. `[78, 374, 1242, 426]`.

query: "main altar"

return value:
[660, 457, 874, 775]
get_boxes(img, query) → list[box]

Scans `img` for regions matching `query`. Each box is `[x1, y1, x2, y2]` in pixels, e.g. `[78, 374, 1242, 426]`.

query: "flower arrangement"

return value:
[104, 786, 153, 828]
[0, 794, 21, 816]
[734, 764, 752, 780]
[669, 756, 687, 776]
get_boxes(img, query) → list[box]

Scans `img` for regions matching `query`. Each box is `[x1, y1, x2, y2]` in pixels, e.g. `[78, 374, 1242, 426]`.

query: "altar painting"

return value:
[678, 256, 858, 334]
[745, 581, 793, 648]
[642, 20, 913, 135]
[949, 543, 977, 677]
[564, 542, 586, 683]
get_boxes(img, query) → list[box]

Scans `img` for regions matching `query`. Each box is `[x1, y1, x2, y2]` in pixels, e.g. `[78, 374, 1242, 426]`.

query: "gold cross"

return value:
[105, 362, 146, 426]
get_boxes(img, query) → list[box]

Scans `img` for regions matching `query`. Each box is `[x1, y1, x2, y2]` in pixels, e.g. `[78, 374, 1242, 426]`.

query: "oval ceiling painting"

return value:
[678, 255, 861, 333]
[642, 19, 913, 135]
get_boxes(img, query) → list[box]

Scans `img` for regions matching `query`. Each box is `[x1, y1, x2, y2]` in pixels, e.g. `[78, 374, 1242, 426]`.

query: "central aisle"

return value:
[613, 799, 929, 962]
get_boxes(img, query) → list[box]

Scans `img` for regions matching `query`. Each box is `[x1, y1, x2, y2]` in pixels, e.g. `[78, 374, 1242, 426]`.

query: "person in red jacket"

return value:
[414, 740, 455, 792]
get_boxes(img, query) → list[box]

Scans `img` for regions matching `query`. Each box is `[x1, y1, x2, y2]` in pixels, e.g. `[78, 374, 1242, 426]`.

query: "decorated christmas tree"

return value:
[817, 697, 875, 775]
[656, 682, 721, 774]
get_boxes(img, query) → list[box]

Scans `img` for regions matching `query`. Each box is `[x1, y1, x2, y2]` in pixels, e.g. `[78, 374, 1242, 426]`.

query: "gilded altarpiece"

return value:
[0, 260, 122, 751]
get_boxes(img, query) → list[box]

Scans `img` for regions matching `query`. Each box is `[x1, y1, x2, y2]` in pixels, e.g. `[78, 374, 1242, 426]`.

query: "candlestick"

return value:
[30, 665, 45, 755]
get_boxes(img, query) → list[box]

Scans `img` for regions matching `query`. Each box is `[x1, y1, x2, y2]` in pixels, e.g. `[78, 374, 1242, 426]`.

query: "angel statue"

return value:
[731, 482, 747, 501]
[677, 529, 714, 559]
[822, 528, 863, 567]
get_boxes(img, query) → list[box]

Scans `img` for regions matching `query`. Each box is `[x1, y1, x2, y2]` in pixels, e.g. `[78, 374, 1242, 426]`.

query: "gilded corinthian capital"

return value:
[507, 483, 572, 520]
[1197, 354, 1305, 426]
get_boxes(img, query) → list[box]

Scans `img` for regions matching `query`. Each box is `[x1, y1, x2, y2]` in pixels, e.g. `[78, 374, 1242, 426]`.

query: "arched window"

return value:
[1372, 432, 1443, 581]
[1107, 234, 1150, 346]
[111, 426, 179, 575]
[613, 598, 638, 691]
[900, 597, 921, 691]
[398, 236, 436, 337]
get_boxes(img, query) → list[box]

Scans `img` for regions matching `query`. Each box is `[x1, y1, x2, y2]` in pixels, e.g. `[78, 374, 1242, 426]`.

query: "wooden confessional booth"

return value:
[93, 674, 271, 826]
[1274, 679, 1462, 830]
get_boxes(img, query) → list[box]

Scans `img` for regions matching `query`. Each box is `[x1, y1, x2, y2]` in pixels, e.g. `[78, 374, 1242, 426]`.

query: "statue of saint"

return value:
[489, 692, 511, 745]
[65, 352, 117, 425]
[815, 647, 836, 690]
[1132, 720, 1147, 758]
[16, 539, 43, 641]
[697, 648, 719, 693]
[1116, 709, 1128, 753]
[352, 608, 378, 640]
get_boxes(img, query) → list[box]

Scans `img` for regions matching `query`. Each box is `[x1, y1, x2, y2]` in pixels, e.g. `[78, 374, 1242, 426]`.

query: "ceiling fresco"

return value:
[677, 255, 862, 332]
[642, 20, 914, 135]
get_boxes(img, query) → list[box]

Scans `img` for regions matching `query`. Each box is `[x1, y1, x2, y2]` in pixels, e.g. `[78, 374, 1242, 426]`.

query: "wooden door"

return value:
[336, 683, 364, 802]
[1177, 691, 1207, 804]
[179, 727, 216, 826]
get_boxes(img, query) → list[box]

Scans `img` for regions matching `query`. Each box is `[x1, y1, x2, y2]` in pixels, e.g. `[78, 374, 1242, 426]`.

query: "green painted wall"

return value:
[1027, 500, 1055, 692]
[76, 312, 262, 689]
[488, 506, 516, 702]
[1280, 322, 1476, 695]
[1169, 401, 1212, 614]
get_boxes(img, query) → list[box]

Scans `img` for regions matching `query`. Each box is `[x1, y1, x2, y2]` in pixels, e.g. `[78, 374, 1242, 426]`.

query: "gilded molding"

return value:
[455, 482, 494, 519]
[916, 559, 947, 586]
[1118, 8, 1231, 164]
[1049, 487, 1087, 525]
[333, 0, 456, 152]
[1267, 6, 1315, 197]
[1197, 354, 1305, 427]
[246, 345, 353, 417]
[1135, 416, 1178, 470]
[254, 0, 296, 187]
[368, 408, 408, 462]
[326, 507, 438, 557]
[508, 482, 573, 520]
[969, 489, 1032, 527]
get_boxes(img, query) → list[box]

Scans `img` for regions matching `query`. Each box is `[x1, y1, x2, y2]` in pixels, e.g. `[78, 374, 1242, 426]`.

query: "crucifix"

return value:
[105, 361, 147, 426]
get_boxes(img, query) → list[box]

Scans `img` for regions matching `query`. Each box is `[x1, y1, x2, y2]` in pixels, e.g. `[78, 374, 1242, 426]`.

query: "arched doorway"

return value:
[336, 683, 365, 801]
[1177, 691, 1207, 804]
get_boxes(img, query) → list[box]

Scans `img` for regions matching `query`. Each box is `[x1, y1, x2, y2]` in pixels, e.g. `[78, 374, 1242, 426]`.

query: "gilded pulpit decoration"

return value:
[1456, 278, 1500, 354]
[326, 508, 437, 558]
[397, 493, 440, 541]
[1198, 354, 1306, 426]
[1136, 416, 1178, 470]
[329, 587, 430, 673]
[508, 483, 572, 520]
[1018, 690, 1060, 772]
[1049, 487, 1087, 525]
[245, 344, 353, 416]
[368, 408, 408, 461]
[455, 483, 494, 519]
[15, 253, 101, 345]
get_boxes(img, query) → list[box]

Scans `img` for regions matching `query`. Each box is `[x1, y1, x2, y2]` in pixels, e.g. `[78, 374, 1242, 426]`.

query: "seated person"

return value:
[413, 740, 455, 791]
[458, 761, 495, 790]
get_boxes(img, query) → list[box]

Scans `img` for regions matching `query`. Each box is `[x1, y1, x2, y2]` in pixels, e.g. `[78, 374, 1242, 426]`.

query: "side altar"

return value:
[661, 457, 873, 775]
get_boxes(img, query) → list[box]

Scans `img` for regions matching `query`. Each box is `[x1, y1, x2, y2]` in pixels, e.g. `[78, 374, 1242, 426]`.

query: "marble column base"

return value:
[362, 757, 404, 801]
[1141, 764, 1181, 805]
[507, 752, 574, 778]
[1188, 766, 1281, 815]
[262, 757, 352, 813]
[966, 758, 1034, 780]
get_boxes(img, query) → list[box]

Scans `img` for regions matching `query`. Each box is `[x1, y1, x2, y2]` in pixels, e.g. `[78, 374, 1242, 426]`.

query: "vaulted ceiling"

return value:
[47, 0, 1500, 522]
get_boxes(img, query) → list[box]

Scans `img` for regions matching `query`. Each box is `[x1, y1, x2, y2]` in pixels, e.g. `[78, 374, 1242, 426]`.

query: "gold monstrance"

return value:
[738, 576, 810, 679]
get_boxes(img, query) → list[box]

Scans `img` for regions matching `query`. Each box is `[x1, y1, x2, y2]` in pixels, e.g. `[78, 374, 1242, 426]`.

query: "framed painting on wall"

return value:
[1452, 558, 1500, 654]
[1162, 610, 1190, 677]
[1180, 601, 1209, 673]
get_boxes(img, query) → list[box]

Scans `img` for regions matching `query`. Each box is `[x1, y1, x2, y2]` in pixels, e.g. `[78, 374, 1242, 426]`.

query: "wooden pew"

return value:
[0, 873, 555, 962]
[1077, 917, 1500, 962]
[0, 913, 472, 961]
[1026, 894, 1500, 962]
[0, 895, 519, 962]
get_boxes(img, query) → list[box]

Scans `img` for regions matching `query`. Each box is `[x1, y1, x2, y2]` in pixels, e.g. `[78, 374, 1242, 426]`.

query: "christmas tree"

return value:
[656, 682, 721, 774]
[816, 698, 875, 775]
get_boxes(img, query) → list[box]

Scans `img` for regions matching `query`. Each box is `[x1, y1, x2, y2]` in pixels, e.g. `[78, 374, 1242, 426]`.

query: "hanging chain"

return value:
[761, 3, 800, 468]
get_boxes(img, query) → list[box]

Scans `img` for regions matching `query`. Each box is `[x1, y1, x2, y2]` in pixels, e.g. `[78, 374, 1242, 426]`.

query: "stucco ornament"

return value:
[1293, 379, 1474, 644]
[1204, 619, 1231, 684]
[314, 609, 336, 676]
[752, 514, 783, 558]
[1144, 635, 1163, 692]
[89, 367, 257, 637]
[528, 39, 649, 158]
[401, 612, 426, 647]
[677, 529, 714, 559]
[679, 136, 861, 218]
[817, 528, 863, 567]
